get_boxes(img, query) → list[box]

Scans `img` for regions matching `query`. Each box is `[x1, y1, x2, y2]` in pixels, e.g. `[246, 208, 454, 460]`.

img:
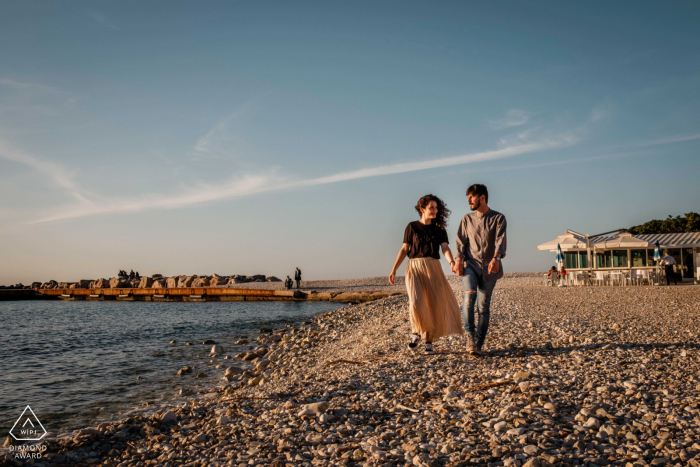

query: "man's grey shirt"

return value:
[455, 209, 507, 282]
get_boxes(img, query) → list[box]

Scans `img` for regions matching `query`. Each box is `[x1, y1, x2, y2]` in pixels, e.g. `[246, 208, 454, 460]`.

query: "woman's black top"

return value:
[403, 221, 448, 260]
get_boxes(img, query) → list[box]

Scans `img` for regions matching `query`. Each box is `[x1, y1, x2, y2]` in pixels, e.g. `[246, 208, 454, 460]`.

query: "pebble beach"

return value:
[4, 273, 700, 467]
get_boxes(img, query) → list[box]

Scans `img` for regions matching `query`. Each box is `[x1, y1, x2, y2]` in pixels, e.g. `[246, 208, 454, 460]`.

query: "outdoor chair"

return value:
[621, 270, 633, 286]
[594, 271, 607, 286]
[609, 271, 622, 286]
[579, 271, 591, 286]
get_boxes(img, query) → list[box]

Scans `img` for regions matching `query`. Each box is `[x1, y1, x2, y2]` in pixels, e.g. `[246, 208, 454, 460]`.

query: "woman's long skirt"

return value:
[405, 257, 464, 341]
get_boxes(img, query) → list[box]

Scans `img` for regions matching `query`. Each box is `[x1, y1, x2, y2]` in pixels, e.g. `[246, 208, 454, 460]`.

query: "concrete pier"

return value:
[0, 287, 404, 303]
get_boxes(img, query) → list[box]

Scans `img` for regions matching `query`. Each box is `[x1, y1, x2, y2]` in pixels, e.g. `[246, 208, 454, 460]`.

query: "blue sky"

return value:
[1, 1, 699, 284]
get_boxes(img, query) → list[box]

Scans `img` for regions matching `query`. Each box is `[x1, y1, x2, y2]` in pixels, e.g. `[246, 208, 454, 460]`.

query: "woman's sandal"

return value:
[407, 333, 420, 350]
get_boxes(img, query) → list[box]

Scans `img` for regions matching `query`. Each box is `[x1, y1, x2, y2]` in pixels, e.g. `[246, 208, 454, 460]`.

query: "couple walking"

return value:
[388, 184, 507, 355]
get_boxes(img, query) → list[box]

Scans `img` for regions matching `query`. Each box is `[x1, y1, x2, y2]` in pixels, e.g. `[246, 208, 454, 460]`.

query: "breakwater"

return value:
[0, 287, 404, 303]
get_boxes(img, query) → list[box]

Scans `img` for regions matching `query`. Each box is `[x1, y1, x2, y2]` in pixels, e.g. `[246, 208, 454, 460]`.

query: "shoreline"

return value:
[3, 273, 700, 467]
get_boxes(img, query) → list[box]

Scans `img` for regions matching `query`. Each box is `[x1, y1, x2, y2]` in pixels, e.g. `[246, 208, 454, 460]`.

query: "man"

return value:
[453, 184, 507, 356]
[294, 267, 302, 289]
[285, 276, 293, 290]
[662, 252, 677, 285]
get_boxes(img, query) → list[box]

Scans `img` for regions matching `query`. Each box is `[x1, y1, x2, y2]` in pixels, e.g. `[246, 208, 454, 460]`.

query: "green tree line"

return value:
[627, 212, 700, 235]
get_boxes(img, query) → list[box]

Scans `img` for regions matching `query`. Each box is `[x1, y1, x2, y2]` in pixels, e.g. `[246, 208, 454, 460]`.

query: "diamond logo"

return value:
[9, 406, 47, 441]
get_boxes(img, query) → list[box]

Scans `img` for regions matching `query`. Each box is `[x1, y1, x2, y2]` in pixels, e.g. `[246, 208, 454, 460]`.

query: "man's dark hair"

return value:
[466, 184, 488, 204]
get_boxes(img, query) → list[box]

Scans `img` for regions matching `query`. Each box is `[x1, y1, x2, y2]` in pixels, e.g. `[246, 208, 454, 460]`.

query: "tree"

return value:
[627, 212, 700, 235]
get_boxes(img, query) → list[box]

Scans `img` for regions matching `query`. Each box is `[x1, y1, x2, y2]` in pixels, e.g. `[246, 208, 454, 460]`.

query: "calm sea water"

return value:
[0, 300, 344, 437]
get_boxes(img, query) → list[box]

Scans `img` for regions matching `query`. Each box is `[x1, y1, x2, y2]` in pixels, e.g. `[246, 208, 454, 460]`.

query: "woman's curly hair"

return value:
[415, 194, 451, 229]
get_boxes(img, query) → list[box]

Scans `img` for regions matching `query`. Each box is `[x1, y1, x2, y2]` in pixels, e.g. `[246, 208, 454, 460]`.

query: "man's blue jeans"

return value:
[462, 267, 497, 348]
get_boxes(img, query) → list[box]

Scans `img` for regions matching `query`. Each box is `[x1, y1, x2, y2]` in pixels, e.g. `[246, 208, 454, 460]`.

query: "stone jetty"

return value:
[2, 273, 699, 467]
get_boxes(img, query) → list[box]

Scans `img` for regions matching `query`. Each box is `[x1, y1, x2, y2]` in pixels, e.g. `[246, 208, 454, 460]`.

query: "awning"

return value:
[537, 233, 587, 251]
[593, 232, 652, 249]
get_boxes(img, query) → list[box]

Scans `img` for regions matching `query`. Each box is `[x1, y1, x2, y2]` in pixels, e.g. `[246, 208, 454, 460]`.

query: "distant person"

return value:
[285, 276, 293, 290]
[135, 271, 140, 279]
[129, 270, 135, 279]
[389, 194, 463, 354]
[294, 267, 302, 289]
[455, 184, 507, 356]
[662, 252, 677, 285]
[546, 266, 558, 286]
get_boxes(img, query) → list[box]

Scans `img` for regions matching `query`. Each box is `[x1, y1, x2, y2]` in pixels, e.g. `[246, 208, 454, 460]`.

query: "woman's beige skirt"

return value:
[405, 257, 464, 341]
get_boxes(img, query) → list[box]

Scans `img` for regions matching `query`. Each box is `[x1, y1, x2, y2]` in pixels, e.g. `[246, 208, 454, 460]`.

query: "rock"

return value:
[179, 388, 192, 396]
[95, 278, 110, 288]
[493, 446, 507, 457]
[305, 401, 329, 414]
[514, 371, 531, 380]
[267, 276, 282, 282]
[217, 415, 229, 425]
[4, 436, 14, 447]
[494, 420, 508, 431]
[166, 277, 177, 288]
[153, 279, 167, 288]
[225, 366, 243, 376]
[195, 372, 207, 378]
[109, 277, 130, 288]
[518, 382, 530, 392]
[297, 408, 314, 417]
[176, 366, 192, 376]
[192, 277, 211, 287]
[210, 275, 226, 286]
[177, 276, 194, 287]
[210, 344, 224, 354]
[319, 413, 334, 423]
[522, 459, 540, 467]
[584, 417, 601, 429]
[523, 445, 539, 456]
[203, 339, 217, 345]
[160, 411, 177, 424]
[248, 377, 262, 386]
[194, 433, 207, 443]
[151, 274, 163, 279]
[138, 277, 154, 288]
[507, 427, 525, 436]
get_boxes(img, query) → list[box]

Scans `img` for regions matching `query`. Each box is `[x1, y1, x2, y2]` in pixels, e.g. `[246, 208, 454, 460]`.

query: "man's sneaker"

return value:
[424, 342, 435, 354]
[466, 335, 476, 354]
[407, 334, 420, 350]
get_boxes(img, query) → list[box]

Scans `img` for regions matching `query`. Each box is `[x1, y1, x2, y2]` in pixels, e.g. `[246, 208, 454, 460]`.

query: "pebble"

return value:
[38, 274, 700, 467]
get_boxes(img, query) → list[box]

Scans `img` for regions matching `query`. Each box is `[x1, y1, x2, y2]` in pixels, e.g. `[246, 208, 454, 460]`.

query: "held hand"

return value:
[488, 258, 500, 274]
[389, 272, 396, 285]
[458, 263, 464, 276]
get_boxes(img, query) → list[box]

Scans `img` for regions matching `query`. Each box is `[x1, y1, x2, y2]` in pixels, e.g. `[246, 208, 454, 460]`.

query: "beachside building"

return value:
[537, 230, 700, 282]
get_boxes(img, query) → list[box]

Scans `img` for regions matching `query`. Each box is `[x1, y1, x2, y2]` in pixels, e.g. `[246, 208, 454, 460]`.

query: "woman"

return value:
[389, 194, 463, 354]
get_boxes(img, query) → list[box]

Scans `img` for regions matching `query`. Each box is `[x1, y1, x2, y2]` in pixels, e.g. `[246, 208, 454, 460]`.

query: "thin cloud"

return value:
[637, 132, 700, 147]
[0, 78, 55, 92]
[0, 138, 92, 205]
[189, 93, 277, 161]
[487, 109, 535, 130]
[89, 12, 120, 31]
[31, 132, 579, 223]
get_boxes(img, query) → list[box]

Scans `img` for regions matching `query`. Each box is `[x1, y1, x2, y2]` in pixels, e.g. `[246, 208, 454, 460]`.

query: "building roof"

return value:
[634, 232, 700, 248]
[537, 231, 700, 251]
